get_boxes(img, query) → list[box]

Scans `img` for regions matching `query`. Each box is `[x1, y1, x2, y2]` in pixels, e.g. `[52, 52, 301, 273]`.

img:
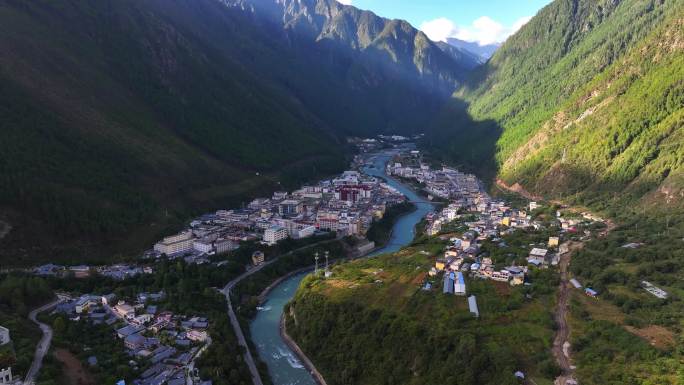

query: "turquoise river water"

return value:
[249, 151, 435, 385]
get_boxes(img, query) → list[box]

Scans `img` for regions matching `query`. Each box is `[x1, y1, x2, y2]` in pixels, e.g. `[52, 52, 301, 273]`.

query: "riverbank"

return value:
[280, 316, 328, 385]
[246, 151, 436, 385]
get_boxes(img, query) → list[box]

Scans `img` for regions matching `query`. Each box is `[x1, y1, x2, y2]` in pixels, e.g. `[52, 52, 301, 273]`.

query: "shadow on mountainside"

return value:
[421, 97, 503, 185]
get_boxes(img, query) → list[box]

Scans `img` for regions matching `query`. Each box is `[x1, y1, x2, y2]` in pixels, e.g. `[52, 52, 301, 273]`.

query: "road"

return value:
[552, 242, 582, 385]
[25, 298, 63, 385]
[220, 239, 344, 385]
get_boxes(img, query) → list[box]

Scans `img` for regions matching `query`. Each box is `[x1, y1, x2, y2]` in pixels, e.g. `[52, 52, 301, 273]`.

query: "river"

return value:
[249, 151, 434, 385]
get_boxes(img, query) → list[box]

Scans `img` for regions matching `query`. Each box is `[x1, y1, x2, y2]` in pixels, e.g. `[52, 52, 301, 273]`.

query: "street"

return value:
[24, 298, 63, 385]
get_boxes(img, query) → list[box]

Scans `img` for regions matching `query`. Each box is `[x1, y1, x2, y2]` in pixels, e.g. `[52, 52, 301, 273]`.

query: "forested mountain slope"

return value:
[227, 0, 478, 134]
[427, 0, 684, 217]
[0, 0, 473, 264]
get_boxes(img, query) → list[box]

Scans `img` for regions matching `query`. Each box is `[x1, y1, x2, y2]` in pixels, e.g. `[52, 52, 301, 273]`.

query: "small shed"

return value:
[468, 295, 479, 318]
[570, 278, 582, 289]
[584, 288, 598, 297]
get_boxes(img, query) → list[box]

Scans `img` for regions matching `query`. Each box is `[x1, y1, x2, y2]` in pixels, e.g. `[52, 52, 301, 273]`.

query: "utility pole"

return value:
[314, 252, 319, 276]
[325, 251, 330, 277]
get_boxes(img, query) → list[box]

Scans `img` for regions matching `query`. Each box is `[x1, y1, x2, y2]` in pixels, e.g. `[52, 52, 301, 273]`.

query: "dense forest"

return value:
[286, 235, 562, 385]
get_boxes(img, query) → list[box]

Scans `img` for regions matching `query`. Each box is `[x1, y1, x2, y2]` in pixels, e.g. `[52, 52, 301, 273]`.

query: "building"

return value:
[75, 295, 99, 314]
[468, 295, 479, 318]
[125, 334, 146, 350]
[454, 272, 466, 295]
[187, 330, 208, 342]
[279, 200, 303, 216]
[527, 248, 548, 266]
[443, 272, 455, 294]
[154, 231, 194, 256]
[548, 237, 560, 247]
[263, 226, 287, 245]
[0, 367, 12, 384]
[0, 326, 9, 346]
[215, 239, 237, 254]
[584, 288, 598, 298]
[570, 278, 582, 289]
[114, 303, 136, 319]
[193, 240, 214, 254]
[294, 226, 316, 239]
[252, 251, 265, 266]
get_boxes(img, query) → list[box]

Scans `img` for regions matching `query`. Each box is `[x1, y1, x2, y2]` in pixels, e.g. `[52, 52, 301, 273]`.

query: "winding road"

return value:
[25, 298, 63, 385]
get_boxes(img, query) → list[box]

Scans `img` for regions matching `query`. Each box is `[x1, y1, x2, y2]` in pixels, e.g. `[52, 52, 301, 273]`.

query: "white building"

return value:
[0, 367, 12, 384]
[193, 239, 214, 254]
[215, 239, 237, 254]
[264, 226, 288, 245]
[0, 326, 9, 346]
[154, 231, 194, 255]
[295, 226, 316, 239]
[187, 330, 208, 342]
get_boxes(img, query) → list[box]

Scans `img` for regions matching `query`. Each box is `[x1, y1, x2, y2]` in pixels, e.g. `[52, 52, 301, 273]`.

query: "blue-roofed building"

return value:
[443, 274, 454, 294]
[454, 272, 466, 296]
[584, 288, 598, 297]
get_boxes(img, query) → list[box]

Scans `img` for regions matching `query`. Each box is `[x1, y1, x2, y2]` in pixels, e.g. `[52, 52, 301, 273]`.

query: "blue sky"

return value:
[338, 0, 552, 45]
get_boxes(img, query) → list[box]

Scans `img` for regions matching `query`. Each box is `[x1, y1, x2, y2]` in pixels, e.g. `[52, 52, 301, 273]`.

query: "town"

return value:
[146, 169, 405, 264]
[386, 151, 605, 316]
[9, 157, 409, 385]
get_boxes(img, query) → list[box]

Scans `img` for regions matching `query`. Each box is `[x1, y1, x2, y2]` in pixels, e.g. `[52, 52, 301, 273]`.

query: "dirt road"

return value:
[553, 242, 583, 385]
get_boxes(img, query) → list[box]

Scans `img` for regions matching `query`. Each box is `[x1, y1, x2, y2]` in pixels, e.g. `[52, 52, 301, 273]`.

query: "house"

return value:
[116, 324, 144, 339]
[114, 303, 135, 319]
[548, 237, 560, 247]
[75, 295, 99, 314]
[570, 278, 582, 289]
[491, 270, 511, 282]
[124, 334, 146, 350]
[435, 258, 447, 271]
[527, 248, 548, 266]
[252, 251, 265, 266]
[584, 288, 598, 298]
[187, 330, 208, 342]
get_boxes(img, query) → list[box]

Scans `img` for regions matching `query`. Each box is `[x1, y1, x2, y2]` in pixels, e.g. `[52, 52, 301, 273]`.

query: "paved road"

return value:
[221, 240, 342, 385]
[25, 298, 63, 385]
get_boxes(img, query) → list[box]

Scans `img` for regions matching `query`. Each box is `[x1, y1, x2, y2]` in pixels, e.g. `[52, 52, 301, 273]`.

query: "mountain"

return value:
[226, 0, 476, 134]
[0, 0, 474, 264]
[445, 38, 501, 61]
[435, 41, 483, 69]
[427, 0, 684, 217]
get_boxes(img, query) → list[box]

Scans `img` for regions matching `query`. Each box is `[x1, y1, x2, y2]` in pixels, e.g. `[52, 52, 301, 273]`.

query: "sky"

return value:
[337, 0, 552, 45]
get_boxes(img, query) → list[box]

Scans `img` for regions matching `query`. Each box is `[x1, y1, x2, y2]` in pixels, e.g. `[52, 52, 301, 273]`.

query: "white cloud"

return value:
[337, 0, 352, 5]
[419, 18, 456, 43]
[420, 15, 532, 45]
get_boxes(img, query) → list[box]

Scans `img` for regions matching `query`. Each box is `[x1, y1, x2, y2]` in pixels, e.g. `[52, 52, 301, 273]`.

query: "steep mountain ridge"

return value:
[0, 0, 476, 264]
[445, 38, 500, 61]
[428, 0, 684, 217]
